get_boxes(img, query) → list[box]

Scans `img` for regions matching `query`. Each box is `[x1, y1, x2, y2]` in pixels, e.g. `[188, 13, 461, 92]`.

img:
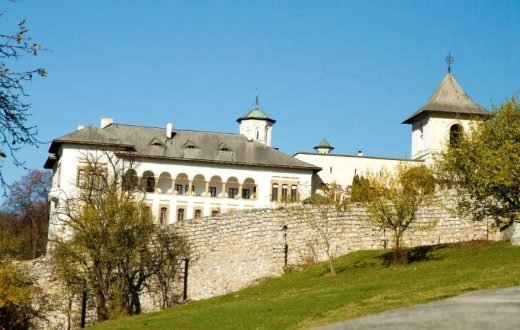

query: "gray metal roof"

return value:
[402, 73, 488, 124]
[45, 124, 319, 171]
[294, 151, 424, 163]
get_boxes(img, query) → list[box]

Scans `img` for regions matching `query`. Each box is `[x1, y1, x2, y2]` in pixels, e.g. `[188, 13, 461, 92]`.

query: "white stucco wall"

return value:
[411, 113, 475, 162]
[294, 153, 423, 189]
[48, 144, 313, 237]
[238, 119, 273, 146]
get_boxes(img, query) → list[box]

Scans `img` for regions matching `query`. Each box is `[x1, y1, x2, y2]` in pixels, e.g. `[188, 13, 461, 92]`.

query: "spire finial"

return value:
[445, 52, 454, 73]
[255, 88, 259, 107]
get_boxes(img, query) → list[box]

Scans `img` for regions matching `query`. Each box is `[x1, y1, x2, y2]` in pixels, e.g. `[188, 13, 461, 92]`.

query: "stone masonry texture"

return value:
[30, 200, 505, 329]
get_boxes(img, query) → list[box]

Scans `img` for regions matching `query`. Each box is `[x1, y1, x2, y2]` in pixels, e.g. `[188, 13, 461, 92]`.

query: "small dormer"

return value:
[149, 137, 165, 147]
[183, 140, 198, 149]
[218, 143, 231, 152]
[182, 140, 201, 158]
[216, 143, 233, 161]
[314, 138, 334, 154]
[237, 96, 276, 147]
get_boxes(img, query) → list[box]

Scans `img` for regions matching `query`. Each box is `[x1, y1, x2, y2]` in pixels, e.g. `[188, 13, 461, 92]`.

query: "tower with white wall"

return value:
[314, 138, 334, 154]
[237, 97, 276, 146]
[402, 72, 489, 162]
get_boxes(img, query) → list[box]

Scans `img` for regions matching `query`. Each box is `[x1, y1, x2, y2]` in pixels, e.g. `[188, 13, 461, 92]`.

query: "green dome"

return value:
[236, 97, 276, 123]
[314, 138, 334, 150]
[244, 106, 270, 119]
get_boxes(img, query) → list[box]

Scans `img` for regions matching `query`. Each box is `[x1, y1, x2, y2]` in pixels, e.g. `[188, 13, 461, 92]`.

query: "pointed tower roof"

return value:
[236, 96, 276, 123]
[402, 73, 488, 124]
[314, 138, 334, 151]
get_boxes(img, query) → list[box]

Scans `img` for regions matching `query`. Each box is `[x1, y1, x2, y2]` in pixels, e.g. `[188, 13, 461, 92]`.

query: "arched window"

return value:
[141, 171, 155, 193]
[449, 124, 462, 146]
[123, 169, 138, 191]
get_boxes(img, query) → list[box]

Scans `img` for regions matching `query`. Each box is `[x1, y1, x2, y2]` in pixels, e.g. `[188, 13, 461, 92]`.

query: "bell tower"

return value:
[237, 96, 276, 146]
[402, 55, 488, 162]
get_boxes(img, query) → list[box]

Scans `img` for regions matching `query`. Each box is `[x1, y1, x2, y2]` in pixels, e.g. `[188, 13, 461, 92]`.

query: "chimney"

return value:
[77, 125, 85, 131]
[166, 122, 173, 138]
[100, 118, 113, 128]
[356, 150, 363, 157]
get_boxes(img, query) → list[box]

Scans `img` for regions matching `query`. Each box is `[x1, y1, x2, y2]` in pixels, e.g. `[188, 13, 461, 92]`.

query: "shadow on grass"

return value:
[333, 260, 378, 274]
[377, 245, 446, 267]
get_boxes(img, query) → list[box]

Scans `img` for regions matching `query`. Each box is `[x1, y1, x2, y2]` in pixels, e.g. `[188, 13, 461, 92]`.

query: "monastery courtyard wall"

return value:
[174, 202, 499, 300]
[31, 199, 503, 328]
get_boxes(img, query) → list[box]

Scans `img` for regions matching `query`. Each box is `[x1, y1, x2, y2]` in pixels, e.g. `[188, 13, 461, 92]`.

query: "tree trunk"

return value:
[393, 230, 404, 264]
[327, 254, 336, 275]
[130, 289, 141, 315]
[95, 290, 109, 322]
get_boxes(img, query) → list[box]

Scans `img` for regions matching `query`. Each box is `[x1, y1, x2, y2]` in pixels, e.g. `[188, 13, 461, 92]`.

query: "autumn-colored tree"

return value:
[437, 97, 520, 230]
[352, 165, 436, 263]
[3, 169, 51, 259]
[0, 229, 39, 329]
[52, 152, 189, 322]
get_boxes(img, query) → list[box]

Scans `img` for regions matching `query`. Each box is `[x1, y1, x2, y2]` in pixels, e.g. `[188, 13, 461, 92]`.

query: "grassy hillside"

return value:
[93, 241, 520, 329]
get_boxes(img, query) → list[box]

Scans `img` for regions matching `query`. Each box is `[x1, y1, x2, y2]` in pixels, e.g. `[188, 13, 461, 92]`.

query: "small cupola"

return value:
[314, 138, 334, 154]
[237, 96, 276, 146]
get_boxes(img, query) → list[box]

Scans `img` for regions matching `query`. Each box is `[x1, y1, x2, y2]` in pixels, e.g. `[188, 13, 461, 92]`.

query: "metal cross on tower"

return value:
[445, 53, 455, 73]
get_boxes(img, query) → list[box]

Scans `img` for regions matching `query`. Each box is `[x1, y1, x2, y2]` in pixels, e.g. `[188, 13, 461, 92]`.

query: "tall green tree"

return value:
[352, 165, 436, 263]
[437, 97, 520, 229]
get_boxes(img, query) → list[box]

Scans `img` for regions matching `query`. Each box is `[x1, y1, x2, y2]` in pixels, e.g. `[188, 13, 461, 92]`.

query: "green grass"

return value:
[92, 241, 520, 329]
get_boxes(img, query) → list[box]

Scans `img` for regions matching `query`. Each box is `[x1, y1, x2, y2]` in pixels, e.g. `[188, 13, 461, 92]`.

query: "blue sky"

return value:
[1, 0, 519, 189]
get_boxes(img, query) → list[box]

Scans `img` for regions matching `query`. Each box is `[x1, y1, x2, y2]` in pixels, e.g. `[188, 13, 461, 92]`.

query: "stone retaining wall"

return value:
[173, 203, 498, 300]
[30, 201, 502, 328]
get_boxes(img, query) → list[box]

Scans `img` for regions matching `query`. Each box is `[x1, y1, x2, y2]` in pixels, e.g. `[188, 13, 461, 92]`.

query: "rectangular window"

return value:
[77, 168, 85, 188]
[291, 185, 298, 202]
[143, 206, 152, 218]
[211, 210, 219, 217]
[57, 164, 62, 188]
[209, 186, 217, 197]
[160, 207, 168, 225]
[77, 166, 107, 190]
[242, 189, 250, 199]
[228, 188, 238, 198]
[175, 184, 183, 194]
[177, 208, 185, 222]
[271, 184, 278, 202]
[281, 185, 288, 202]
[194, 209, 202, 219]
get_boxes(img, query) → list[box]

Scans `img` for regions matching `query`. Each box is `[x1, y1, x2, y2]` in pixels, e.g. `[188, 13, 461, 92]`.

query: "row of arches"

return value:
[123, 170, 257, 199]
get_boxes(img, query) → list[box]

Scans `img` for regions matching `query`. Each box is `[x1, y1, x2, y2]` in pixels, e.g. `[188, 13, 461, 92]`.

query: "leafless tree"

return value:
[2, 169, 51, 259]
[0, 16, 47, 191]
